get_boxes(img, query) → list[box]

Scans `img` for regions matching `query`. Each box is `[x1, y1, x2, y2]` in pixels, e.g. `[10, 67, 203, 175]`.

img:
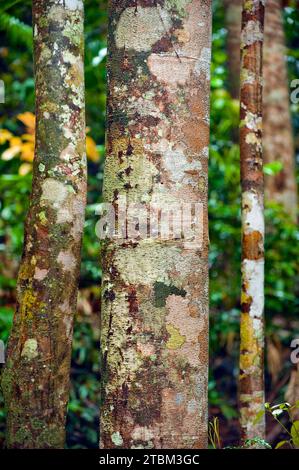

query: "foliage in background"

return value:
[0, 0, 298, 448]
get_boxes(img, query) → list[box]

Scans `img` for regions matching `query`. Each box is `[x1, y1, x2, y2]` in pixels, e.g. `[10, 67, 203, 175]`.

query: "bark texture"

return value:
[263, 0, 297, 220]
[1, 0, 86, 448]
[224, 0, 242, 99]
[100, 0, 211, 449]
[224, 0, 298, 219]
[239, 0, 265, 442]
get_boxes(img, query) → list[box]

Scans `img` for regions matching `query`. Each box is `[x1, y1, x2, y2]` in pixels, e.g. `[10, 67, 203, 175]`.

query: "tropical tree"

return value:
[1, 0, 86, 448]
[239, 0, 266, 443]
[224, 0, 298, 220]
[100, 0, 212, 448]
[263, 0, 298, 220]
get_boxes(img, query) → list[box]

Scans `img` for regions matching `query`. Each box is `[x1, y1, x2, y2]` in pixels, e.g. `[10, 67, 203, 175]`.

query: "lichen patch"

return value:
[21, 339, 38, 360]
[115, 7, 172, 52]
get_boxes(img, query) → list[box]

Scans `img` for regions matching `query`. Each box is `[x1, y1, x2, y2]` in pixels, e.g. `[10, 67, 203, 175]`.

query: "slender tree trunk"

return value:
[1, 0, 86, 448]
[239, 0, 265, 443]
[224, 0, 242, 99]
[263, 0, 297, 221]
[224, 0, 298, 219]
[100, 0, 211, 449]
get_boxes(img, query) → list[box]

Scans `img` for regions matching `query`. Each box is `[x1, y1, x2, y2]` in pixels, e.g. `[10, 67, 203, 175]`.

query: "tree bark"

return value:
[100, 0, 211, 449]
[224, 0, 242, 99]
[1, 0, 86, 448]
[224, 0, 298, 220]
[239, 0, 265, 443]
[263, 0, 298, 221]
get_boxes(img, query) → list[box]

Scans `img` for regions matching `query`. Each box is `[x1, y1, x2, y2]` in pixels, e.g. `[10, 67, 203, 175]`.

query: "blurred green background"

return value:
[0, 0, 298, 448]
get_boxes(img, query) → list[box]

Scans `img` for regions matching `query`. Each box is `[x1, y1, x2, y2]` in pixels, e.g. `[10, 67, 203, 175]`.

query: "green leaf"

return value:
[0, 12, 32, 50]
[0, 0, 23, 13]
[291, 421, 299, 447]
[253, 409, 265, 424]
[264, 161, 284, 176]
[275, 440, 288, 449]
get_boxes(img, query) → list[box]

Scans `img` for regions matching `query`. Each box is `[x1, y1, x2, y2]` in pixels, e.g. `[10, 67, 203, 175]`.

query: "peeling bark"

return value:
[1, 0, 86, 448]
[263, 0, 298, 220]
[239, 0, 265, 443]
[100, 0, 211, 449]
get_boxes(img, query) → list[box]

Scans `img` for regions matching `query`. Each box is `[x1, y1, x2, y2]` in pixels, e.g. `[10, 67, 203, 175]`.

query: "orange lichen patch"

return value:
[189, 304, 199, 317]
[187, 89, 207, 119]
[242, 230, 263, 259]
[174, 28, 191, 44]
[182, 120, 209, 153]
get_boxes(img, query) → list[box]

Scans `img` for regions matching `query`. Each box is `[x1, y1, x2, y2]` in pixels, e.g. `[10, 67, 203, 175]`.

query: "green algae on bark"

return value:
[1, 0, 86, 449]
[100, 0, 212, 449]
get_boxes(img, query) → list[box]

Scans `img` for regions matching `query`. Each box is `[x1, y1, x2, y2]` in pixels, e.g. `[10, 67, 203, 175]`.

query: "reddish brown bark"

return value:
[224, 0, 298, 219]
[239, 0, 266, 443]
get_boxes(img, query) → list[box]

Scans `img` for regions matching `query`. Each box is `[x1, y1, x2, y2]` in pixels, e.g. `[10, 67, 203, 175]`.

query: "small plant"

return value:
[208, 417, 222, 449]
[242, 437, 271, 449]
[255, 402, 299, 449]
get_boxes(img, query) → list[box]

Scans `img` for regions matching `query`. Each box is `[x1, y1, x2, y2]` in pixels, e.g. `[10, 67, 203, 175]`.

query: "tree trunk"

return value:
[224, 0, 242, 99]
[1, 0, 86, 448]
[100, 0, 211, 449]
[263, 0, 298, 221]
[239, 0, 265, 443]
[224, 0, 298, 220]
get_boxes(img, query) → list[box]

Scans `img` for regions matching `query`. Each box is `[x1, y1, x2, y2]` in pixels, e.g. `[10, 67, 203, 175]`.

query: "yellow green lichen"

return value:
[166, 324, 186, 350]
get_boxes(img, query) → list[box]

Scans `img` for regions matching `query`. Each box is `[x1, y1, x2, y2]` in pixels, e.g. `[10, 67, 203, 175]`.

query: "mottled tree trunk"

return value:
[264, 0, 297, 220]
[239, 0, 265, 443]
[1, 0, 86, 448]
[224, 0, 298, 219]
[224, 0, 242, 99]
[100, 0, 211, 449]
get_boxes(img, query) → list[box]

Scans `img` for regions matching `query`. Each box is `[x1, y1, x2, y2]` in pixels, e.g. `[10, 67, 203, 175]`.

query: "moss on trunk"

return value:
[1, 0, 86, 449]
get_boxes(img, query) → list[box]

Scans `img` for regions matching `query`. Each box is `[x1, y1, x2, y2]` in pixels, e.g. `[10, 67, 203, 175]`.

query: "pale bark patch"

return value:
[148, 54, 194, 87]
[241, 20, 263, 46]
[242, 259, 264, 320]
[41, 178, 68, 208]
[34, 268, 48, 281]
[57, 250, 76, 272]
[242, 191, 264, 234]
[21, 339, 38, 360]
[115, 7, 172, 52]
